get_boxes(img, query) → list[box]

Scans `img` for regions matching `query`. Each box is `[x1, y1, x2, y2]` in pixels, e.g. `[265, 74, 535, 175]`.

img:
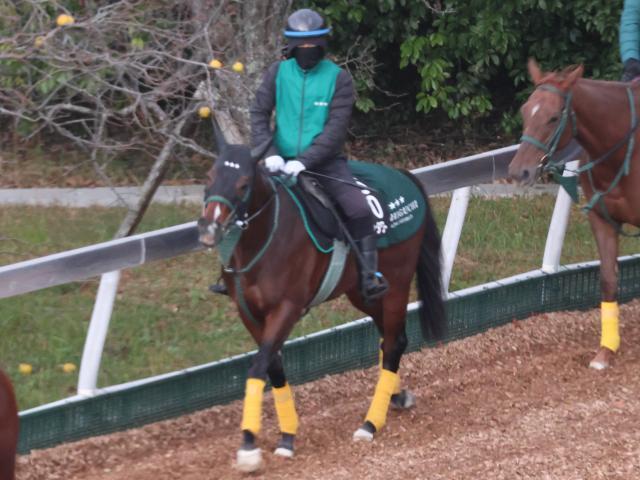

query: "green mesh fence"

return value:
[18, 256, 640, 453]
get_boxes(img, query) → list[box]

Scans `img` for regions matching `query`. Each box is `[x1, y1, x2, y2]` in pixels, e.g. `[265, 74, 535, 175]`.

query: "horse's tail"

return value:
[402, 171, 447, 341]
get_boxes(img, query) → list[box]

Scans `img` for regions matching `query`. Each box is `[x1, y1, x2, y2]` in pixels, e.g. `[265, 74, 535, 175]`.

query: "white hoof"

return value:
[236, 448, 262, 472]
[353, 427, 374, 442]
[274, 446, 294, 458]
[589, 360, 608, 370]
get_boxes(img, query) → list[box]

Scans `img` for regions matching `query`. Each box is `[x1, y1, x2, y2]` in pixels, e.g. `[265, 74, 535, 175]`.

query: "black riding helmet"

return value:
[283, 9, 330, 58]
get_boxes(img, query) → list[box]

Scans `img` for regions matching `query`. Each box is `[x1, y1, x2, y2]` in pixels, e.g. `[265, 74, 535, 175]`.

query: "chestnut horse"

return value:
[0, 369, 18, 480]
[509, 59, 640, 370]
[197, 129, 446, 472]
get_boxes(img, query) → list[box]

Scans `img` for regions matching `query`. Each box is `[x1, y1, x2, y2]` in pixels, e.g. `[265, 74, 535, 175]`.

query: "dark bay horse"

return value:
[197, 129, 446, 472]
[0, 369, 18, 480]
[509, 59, 640, 370]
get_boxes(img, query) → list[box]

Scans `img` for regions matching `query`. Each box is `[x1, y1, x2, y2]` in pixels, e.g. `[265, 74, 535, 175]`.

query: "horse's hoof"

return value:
[391, 389, 416, 410]
[589, 348, 614, 370]
[353, 421, 376, 442]
[236, 448, 262, 472]
[353, 427, 374, 442]
[274, 446, 294, 458]
[589, 360, 607, 370]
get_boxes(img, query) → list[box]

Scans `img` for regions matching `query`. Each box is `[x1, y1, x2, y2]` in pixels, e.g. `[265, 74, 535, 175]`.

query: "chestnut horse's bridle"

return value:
[521, 82, 640, 234]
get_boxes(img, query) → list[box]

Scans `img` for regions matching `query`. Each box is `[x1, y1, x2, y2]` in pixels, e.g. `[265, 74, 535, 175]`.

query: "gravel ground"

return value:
[16, 301, 640, 480]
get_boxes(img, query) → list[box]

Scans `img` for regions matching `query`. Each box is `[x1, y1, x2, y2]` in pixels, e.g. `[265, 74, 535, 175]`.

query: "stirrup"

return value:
[209, 280, 229, 296]
[362, 271, 389, 301]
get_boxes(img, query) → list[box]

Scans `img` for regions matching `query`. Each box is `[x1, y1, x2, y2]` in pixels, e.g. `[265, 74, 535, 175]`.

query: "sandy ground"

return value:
[16, 301, 640, 480]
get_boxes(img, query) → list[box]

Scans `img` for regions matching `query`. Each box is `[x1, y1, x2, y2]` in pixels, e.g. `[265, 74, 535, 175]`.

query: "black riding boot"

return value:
[356, 234, 389, 301]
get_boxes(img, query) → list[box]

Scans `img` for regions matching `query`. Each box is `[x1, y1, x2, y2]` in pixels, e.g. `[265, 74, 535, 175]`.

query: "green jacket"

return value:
[250, 58, 355, 169]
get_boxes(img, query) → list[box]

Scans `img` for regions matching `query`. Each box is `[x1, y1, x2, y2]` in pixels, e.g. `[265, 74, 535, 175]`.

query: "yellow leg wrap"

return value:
[600, 301, 620, 352]
[273, 383, 299, 435]
[241, 378, 266, 435]
[365, 369, 399, 431]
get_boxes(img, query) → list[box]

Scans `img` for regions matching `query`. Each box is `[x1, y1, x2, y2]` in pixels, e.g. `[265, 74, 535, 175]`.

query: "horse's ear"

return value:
[250, 137, 273, 161]
[528, 58, 543, 85]
[211, 115, 227, 153]
[561, 64, 584, 89]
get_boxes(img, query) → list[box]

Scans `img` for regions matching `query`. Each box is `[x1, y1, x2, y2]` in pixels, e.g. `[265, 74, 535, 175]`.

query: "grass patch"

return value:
[0, 197, 637, 409]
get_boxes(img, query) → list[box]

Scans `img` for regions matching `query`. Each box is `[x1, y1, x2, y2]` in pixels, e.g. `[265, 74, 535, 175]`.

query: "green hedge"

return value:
[307, 0, 622, 126]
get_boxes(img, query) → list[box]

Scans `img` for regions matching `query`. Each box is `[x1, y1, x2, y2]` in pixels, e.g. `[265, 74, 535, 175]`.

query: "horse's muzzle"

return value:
[508, 162, 538, 186]
[197, 217, 220, 248]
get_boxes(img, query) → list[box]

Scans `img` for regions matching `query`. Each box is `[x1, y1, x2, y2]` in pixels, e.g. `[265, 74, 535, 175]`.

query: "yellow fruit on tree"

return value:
[56, 14, 75, 27]
[34, 36, 46, 48]
[232, 62, 244, 73]
[19, 363, 33, 375]
[209, 59, 223, 69]
[62, 363, 77, 373]
[198, 106, 211, 118]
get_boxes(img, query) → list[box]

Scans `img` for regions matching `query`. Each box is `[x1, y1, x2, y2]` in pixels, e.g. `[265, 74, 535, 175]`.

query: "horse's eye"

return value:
[548, 116, 559, 124]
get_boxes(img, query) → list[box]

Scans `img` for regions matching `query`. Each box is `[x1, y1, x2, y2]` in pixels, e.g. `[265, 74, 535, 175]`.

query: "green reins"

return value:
[204, 176, 281, 324]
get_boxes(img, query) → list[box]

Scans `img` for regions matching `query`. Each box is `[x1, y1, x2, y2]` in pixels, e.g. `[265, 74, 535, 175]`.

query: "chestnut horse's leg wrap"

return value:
[241, 378, 266, 435]
[273, 383, 299, 435]
[365, 369, 399, 431]
[600, 301, 620, 352]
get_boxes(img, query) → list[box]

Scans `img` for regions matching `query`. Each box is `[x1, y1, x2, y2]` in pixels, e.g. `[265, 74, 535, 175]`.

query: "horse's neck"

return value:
[573, 79, 634, 163]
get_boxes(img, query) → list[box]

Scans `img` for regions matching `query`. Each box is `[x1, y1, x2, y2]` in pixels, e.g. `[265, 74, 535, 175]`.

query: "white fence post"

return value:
[541, 159, 581, 273]
[77, 270, 121, 396]
[441, 186, 471, 291]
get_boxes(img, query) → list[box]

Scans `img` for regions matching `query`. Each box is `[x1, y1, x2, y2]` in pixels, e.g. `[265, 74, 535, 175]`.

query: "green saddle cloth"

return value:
[348, 160, 426, 249]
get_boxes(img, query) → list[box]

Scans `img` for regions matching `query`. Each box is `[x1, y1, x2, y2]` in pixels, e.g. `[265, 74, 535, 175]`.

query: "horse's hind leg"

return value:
[385, 332, 416, 409]
[267, 351, 299, 458]
[353, 296, 409, 442]
[374, 335, 414, 409]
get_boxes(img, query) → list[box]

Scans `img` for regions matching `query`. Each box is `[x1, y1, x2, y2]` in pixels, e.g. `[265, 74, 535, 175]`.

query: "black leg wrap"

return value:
[362, 420, 377, 435]
[241, 430, 256, 450]
[390, 389, 416, 410]
[277, 433, 295, 452]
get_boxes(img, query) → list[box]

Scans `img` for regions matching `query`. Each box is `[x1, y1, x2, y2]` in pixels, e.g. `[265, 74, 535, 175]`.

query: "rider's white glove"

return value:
[282, 160, 306, 177]
[264, 155, 285, 173]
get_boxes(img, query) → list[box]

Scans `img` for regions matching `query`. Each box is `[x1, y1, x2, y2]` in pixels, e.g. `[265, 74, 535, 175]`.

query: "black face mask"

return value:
[294, 46, 324, 70]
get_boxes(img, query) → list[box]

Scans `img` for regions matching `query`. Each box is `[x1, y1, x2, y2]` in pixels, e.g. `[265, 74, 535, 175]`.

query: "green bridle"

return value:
[520, 83, 639, 235]
[203, 174, 281, 325]
[520, 84, 577, 165]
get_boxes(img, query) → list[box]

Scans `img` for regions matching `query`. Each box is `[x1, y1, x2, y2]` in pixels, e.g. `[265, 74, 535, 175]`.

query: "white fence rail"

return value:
[1, 141, 584, 398]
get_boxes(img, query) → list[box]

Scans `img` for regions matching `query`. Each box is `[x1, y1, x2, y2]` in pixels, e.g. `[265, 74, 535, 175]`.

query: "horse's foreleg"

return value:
[354, 321, 408, 442]
[237, 342, 272, 472]
[267, 352, 298, 458]
[236, 303, 301, 471]
[587, 211, 620, 370]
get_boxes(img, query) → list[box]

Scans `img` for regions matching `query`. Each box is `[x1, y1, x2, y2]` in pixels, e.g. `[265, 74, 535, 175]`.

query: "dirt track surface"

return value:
[17, 301, 640, 480]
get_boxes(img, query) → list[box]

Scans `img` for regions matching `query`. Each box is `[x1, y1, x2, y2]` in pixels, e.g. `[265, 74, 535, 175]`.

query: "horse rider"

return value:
[249, 8, 389, 301]
[621, 0, 640, 81]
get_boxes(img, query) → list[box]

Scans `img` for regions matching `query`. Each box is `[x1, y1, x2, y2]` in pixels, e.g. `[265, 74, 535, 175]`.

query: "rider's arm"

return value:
[297, 69, 354, 170]
[621, 0, 640, 63]
[250, 61, 280, 158]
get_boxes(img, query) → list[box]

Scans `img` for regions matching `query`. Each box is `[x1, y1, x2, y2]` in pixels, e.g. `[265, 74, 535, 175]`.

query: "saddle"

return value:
[283, 173, 345, 251]
[276, 160, 428, 252]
